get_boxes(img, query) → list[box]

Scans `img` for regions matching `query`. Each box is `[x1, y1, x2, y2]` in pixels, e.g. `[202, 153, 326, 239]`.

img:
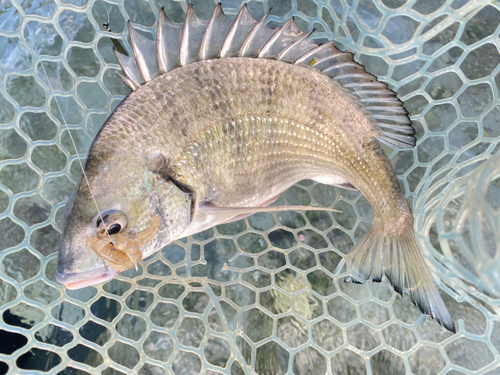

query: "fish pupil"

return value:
[107, 223, 121, 235]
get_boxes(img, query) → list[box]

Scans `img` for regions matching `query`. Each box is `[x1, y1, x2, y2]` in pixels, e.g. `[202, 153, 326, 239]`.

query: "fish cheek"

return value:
[127, 215, 162, 245]
[85, 215, 161, 271]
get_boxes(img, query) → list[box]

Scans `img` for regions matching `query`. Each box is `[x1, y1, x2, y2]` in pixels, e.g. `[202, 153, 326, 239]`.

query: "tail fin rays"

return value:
[336, 217, 456, 333]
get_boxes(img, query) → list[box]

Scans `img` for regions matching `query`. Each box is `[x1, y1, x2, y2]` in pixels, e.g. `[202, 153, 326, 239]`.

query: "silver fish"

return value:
[56, 4, 455, 332]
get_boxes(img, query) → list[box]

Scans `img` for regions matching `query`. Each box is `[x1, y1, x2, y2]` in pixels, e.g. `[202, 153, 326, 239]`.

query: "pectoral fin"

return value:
[331, 182, 358, 191]
[199, 203, 340, 216]
[221, 195, 280, 223]
[313, 175, 359, 191]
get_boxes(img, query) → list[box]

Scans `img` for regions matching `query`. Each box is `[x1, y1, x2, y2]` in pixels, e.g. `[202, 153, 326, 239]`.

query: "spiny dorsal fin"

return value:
[220, 5, 258, 58]
[157, 8, 182, 73]
[200, 3, 233, 60]
[180, 4, 208, 66]
[113, 48, 143, 89]
[116, 3, 415, 150]
[127, 21, 161, 82]
[239, 9, 274, 57]
[276, 29, 316, 63]
[259, 17, 305, 59]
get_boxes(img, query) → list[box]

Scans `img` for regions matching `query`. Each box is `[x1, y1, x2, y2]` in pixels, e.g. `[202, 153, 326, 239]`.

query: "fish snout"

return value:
[57, 232, 118, 289]
[55, 266, 118, 290]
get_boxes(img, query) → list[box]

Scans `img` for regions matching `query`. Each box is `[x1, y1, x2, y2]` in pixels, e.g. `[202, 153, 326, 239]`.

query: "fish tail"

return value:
[336, 215, 456, 333]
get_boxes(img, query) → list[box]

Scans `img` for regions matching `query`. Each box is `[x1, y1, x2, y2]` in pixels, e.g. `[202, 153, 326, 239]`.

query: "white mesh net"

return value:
[0, 0, 499, 374]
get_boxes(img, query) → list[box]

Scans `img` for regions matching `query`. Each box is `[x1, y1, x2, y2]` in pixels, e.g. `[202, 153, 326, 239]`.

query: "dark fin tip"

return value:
[447, 322, 457, 334]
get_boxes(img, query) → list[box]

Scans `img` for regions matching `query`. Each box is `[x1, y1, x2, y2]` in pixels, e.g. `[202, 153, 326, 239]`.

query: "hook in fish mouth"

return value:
[55, 265, 119, 290]
[86, 236, 143, 272]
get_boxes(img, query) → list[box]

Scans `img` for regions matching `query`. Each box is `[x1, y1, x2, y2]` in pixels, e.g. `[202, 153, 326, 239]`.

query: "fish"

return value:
[55, 3, 455, 332]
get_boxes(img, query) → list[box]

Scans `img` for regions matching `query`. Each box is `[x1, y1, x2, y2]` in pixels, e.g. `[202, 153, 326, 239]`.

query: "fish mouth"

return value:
[56, 265, 119, 290]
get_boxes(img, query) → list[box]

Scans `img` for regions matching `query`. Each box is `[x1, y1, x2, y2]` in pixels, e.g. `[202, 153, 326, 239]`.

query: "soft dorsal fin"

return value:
[114, 4, 415, 150]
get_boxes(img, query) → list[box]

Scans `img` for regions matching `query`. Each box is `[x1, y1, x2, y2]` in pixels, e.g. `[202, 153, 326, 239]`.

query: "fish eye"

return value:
[97, 210, 128, 238]
[106, 223, 121, 235]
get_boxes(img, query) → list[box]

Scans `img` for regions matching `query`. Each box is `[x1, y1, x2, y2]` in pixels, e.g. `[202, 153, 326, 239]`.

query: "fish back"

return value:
[114, 4, 415, 150]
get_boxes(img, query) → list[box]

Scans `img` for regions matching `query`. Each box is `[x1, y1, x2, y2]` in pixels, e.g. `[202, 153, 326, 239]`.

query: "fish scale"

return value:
[57, 4, 455, 333]
[177, 120, 329, 207]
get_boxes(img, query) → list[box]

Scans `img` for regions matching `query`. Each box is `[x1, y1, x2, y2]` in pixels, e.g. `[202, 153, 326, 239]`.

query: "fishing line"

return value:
[93, 2, 128, 55]
[92, 1, 111, 31]
[28, 22, 116, 246]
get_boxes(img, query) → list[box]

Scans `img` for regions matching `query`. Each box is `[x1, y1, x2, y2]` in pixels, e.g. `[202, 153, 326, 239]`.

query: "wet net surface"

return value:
[0, 0, 500, 374]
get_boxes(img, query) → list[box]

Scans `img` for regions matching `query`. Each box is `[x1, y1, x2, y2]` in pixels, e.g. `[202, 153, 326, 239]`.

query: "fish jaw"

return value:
[56, 265, 119, 290]
[57, 229, 117, 289]
[57, 194, 118, 289]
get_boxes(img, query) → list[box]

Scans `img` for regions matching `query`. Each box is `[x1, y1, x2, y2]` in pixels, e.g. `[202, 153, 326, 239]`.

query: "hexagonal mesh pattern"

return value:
[0, 0, 499, 374]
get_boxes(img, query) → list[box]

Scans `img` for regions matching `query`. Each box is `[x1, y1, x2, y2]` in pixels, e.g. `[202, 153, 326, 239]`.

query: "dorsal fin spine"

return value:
[220, 5, 257, 58]
[315, 52, 344, 63]
[117, 72, 139, 91]
[199, 3, 221, 60]
[157, 9, 168, 73]
[179, 4, 194, 66]
[294, 42, 334, 65]
[239, 8, 272, 57]
[127, 22, 162, 82]
[113, 47, 143, 88]
[322, 62, 360, 73]
[259, 17, 300, 58]
[116, 4, 415, 150]
[276, 29, 314, 61]
[199, 3, 232, 61]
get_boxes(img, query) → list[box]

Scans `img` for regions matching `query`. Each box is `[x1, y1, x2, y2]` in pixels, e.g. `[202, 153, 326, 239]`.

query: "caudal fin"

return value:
[336, 216, 456, 333]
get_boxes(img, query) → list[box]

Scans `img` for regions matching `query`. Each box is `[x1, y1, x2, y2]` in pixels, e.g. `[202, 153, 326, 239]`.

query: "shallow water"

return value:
[0, 0, 499, 374]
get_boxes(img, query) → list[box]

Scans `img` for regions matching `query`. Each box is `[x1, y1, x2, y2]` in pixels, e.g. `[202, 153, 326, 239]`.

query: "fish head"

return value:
[56, 153, 192, 289]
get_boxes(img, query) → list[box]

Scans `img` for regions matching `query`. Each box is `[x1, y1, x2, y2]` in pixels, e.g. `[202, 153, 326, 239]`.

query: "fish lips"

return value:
[57, 233, 119, 290]
[56, 265, 119, 290]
